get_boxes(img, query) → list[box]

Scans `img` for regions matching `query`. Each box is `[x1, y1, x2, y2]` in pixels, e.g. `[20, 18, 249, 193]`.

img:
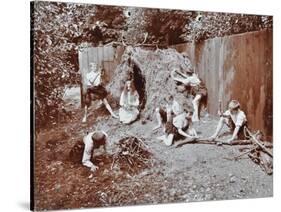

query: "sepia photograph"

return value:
[31, 1, 273, 210]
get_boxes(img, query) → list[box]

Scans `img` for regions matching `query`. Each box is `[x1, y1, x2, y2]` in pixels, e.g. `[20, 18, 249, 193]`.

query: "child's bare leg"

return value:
[163, 134, 174, 146]
[102, 98, 118, 118]
[153, 107, 163, 131]
[209, 117, 226, 140]
[166, 107, 172, 122]
[82, 105, 88, 123]
[192, 94, 202, 122]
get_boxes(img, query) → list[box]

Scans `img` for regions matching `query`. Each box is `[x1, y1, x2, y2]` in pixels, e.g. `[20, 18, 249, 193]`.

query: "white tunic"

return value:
[223, 109, 247, 127]
[86, 71, 101, 87]
[119, 91, 140, 124]
[173, 112, 189, 129]
[82, 131, 108, 168]
[172, 100, 183, 116]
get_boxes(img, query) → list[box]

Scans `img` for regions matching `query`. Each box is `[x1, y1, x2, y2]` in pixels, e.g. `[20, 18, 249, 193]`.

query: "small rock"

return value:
[169, 188, 177, 196]
[229, 175, 236, 183]
[55, 184, 61, 191]
[192, 185, 197, 189]
[205, 193, 215, 200]
[206, 187, 211, 192]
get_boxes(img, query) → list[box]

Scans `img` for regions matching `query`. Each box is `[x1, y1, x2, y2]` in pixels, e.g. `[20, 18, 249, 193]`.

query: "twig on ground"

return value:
[245, 127, 273, 157]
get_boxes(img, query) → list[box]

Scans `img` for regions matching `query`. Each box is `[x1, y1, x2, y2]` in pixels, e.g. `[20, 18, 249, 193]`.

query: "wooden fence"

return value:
[78, 45, 125, 106]
[173, 30, 273, 138]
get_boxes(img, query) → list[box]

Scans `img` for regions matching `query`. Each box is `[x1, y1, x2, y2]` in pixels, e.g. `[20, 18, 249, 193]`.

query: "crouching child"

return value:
[69, 130, 109, 172]
[209, 100, 247, 145]
[157, 105, 198, 146]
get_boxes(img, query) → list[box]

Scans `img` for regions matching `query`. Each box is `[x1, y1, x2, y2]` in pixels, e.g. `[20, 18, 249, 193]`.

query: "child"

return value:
[119, 80, 140, 124]
[157, 105, 198, 146]
[171, 64, 207, 122]
[82, 62, 118, 123]
[153, 95, 182, 131]
[209, 100, 247, 145]
[69, 130, 109, 172]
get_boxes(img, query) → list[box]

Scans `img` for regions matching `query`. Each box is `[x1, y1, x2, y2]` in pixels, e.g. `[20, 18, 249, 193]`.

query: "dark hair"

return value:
[183, 104, 194, 113]
[92, 131, 106, 148]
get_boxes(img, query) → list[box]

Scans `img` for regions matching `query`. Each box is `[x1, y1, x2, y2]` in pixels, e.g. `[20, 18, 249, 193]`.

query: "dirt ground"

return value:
[34, 100, 273, 210]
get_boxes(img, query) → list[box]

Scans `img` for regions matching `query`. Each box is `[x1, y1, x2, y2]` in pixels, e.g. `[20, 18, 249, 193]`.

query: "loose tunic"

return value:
[119, 90, 140, 124]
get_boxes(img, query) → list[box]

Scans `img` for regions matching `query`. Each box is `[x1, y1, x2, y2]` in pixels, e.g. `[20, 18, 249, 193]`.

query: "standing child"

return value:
[82, 62, 118, 123]
[171, 68, 207, 122]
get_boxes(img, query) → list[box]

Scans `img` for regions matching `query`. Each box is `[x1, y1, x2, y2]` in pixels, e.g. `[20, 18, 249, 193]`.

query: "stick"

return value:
[174, 138, 252, 148]
[245, 127, 273, 157]
[233, 146, 258, 160]
[104, 41, 166, 47]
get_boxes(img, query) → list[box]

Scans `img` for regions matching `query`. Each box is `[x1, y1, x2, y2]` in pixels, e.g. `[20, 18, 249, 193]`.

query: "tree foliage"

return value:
[32, 1, 125, 128]
[186, 12, 273, 42]
[121, 8, 272, 45]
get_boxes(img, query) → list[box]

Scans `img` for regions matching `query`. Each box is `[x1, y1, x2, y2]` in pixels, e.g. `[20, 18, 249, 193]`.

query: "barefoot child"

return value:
[82, 62, 118, 123]
[209, 100, 247, 145]
[153, 95, 182, 131]
[157, 105, 198, 146]
[69, 130, 109, 172]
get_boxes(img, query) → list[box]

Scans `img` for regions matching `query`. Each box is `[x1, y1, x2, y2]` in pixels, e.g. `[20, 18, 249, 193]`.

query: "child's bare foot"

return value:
[208, 135, 217, 141]
[111, 113, 119, 119]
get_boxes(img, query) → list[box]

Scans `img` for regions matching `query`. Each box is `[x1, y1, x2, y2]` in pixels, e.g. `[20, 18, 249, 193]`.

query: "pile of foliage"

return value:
[111, 136, 152, 175]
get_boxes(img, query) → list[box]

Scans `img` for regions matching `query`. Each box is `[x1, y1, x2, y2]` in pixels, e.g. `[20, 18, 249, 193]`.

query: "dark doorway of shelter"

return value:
[132, 64, 146, 109]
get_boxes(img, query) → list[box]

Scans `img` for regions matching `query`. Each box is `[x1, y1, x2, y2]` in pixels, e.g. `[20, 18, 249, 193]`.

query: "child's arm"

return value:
[119, 92, 126, 106]
[178, 128, 194, 139]
[189, 127, 198, 138]
[226, 126, 240, 144]
[129, 92, 140, 107]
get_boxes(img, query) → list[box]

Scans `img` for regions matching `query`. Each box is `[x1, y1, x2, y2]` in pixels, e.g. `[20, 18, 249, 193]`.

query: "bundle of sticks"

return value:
[233, 127, 273, 175]
[111, 137, 152, 175]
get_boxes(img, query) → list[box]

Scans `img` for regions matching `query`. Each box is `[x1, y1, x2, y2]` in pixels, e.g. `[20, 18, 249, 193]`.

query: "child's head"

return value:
[228, 100, 240, 115]
[183, 104, 194, 119]
[90, 62, 98, 72]
[125, 80, 132, 91]
[92, 131, 107, 148]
